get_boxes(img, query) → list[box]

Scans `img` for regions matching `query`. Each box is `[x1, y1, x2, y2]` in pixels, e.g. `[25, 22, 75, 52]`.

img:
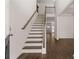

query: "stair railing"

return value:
[42, 6, 47, 54]
[42, 5, 56, 54]
[21, 10, 37, 30]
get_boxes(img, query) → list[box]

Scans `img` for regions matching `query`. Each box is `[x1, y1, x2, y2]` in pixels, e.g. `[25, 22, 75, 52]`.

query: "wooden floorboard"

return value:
[18, 33, 74, 59]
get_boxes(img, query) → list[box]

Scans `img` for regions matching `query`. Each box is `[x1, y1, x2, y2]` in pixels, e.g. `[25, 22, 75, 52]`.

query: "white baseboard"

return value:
[42, 48, 46, 54]
[55, 36, 59, 40]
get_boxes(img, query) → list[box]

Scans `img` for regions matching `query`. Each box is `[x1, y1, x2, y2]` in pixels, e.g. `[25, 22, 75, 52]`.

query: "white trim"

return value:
[55, 36, 59, 40]
[22, 49, 42, 53]
[42, 48, 46, 54]
[24, 43, 42, 46]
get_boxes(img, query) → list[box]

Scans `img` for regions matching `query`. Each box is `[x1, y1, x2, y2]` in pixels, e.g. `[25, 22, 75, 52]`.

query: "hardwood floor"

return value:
[18, 33, 74, 59]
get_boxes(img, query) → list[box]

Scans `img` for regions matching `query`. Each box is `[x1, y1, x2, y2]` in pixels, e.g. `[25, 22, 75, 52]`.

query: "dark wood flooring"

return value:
[18, 33, 74, 59]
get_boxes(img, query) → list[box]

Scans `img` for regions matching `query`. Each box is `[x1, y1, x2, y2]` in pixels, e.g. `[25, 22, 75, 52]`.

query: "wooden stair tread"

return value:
[30, 30, 43, 31]
[28, 35, 43, 37]
[25, 41, 42, 43]
[33, 23, 44, 24]
[27, 37, 43, 38]
[23, 46, 42, 49]
[32, 25, 43, 26]
[31, 26, 43, 28]
[29, 31, 43, 33]
[31, 28, 43, 30]
[31, 27, 43, 29]
[24, 43, 42, 46]
[29, 33, 43, 35]
[32, 24, 43, 25]
[26, 38, 43, 40]
[27, 38, 43, 41]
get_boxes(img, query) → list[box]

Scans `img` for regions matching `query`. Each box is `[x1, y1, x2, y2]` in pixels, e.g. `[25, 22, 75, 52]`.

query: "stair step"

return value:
[35, 20, 43, 21]
[24, 43, 42, 46]
[33, 23, 44, 24]
[34, 21, 43, 22]
[25, 41, 42, 43]
[32, 24, 43, 25]
[30, 30, 43, 32]
[35, 20, 44, 21]
[33, 22, 43, 23]
[28, 35, 43, 37]
[31, 28, 43, 30]
[32, 25, 43, 26]
[30, 29, 43, 31]
[31, 26, 43, 27]
[29, 33, 43, 35]
[22, 49, 41, 53]
[29, 31, 43, 33]
[32, 24, 43, 26]
[31, 27, 43, 29]
[31, 27, 43, 30]
[23, 46, 42, 49]
[33, 23, 44, 25]
[33, 24, 43, 26]
[46, 14, 55, 17]
[28, 37, 43, 39]
[26, 39, 42, 41]
[32, 26, 43, 28]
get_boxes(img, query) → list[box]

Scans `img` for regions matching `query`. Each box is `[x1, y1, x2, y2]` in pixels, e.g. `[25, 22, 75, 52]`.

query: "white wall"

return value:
[38, 4, 45, 15]
[37, 0, 55, 15]
[56, 0, 73, 15]
[56, 15, 74, 39]
[5, 0, 10, 37]
[10, 0, 36, 32]
[10, 0, 36, 59]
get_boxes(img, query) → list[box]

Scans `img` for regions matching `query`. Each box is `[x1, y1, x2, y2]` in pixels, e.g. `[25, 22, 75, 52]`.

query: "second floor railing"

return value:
[42, 6, 47, 54]
[42, 5, 55, 54]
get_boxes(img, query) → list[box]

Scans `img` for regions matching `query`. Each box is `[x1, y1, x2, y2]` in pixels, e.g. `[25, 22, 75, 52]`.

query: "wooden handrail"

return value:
[43, 6, 47, 48]
[45, 6, 55, 8]
[5, 34, 13, 47]
[22, 10, 37, 30]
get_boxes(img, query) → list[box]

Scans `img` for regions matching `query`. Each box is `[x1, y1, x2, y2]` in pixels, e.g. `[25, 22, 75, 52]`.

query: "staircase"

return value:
[21, 15, 45, 54]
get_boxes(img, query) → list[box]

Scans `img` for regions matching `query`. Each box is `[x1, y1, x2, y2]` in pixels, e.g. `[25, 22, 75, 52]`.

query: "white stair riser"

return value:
[24, 43, 42, 46]
[32, 24, 43, 25]
[32, 24, 43, 26]
[31, 28, 43, 30]
[34, 21, 43, 22]
[33, 22, 43, 23]
[33, 23, 43, 25]
[31, 26, 43, 27]
[22, 49, 42, 53]
[26, 39, 42, 41]
[30, 31, 43, 33]
[33, 23, 44, 25]
[32, 29, 43, 30]
[31, 27, 43, 29]
[28, 35, 43, 37]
